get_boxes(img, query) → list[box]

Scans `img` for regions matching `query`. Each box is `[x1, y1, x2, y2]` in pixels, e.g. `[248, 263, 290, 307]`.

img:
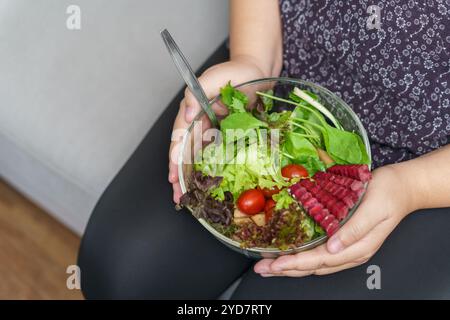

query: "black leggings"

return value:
[78, 43, 450, 299]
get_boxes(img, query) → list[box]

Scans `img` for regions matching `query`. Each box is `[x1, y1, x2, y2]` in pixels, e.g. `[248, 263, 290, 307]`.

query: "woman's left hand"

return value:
[254, 165, 414, 277]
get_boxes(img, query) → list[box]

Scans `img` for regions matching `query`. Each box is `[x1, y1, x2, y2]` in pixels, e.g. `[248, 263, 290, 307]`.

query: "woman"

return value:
[169, 0, 450, 278]
[79, 0, 450, 299]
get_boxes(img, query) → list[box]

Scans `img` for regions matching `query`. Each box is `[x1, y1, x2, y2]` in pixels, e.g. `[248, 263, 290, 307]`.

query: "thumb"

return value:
[327, 207, 381, 254]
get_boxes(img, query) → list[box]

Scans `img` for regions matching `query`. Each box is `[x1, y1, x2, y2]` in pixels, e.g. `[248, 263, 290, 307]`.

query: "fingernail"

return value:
[260, 273, 275, 278]
[328, 236, 344, 254]
[185, 106, 195, 121]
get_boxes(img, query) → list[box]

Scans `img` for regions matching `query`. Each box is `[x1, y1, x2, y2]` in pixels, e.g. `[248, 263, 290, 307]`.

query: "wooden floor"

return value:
[0, 179, 83, 299]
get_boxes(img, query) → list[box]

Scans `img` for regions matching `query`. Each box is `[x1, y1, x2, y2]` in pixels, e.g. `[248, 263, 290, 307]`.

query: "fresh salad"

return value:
[179, 82, 371, 250]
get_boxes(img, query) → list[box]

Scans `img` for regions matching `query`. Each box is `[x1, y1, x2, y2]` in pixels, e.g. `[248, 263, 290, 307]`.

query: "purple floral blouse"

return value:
[279, 0, 450, 168]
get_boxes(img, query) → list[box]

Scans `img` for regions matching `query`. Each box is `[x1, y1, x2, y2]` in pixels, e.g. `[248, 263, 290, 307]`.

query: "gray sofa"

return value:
[0, 0, 228, 234]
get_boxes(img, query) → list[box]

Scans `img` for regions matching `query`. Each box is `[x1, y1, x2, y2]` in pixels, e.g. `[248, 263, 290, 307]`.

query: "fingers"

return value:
[254, 258, 275, 274]
[173, 182, 182, 204]
[168, 168, 178, 184]
[260, 261, 362, 278]
[261, 270, 310, 277]
[169, 99, 217, 203]
[168, 100, 189, 199]
[264, 219, 392, 274]
[310, 261, 362, 275]
[326, 195, 389, 254]
[168, 137, 179, 185]
[254, 244, 356, 276]
[268, 240, 362, 272]
[168, 136, 182, 179]
[169, 90, 221, 203]
[168, 121, 185, 186]
[269, 244, 330, 272]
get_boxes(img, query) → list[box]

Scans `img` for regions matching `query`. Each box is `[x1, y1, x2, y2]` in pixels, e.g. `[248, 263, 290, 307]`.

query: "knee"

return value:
[77, 212, 158, 299]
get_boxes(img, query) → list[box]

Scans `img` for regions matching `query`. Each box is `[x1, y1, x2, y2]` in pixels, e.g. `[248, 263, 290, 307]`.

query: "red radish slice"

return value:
[309, 204, 324, 216]
[315, 171, 364, 191]
[303, 180, 349, 221]
[314, 211, 325, 222]
[299, 192, 312, 202]
[325, 198, 337, 208]
[289, 183, 301, 194]
[336, 188, 348, 199]
[314, 175, 360, 210]
[324, 181, 335, 189]
[291, 186, 308, 198]
[289, 181, 346, 236]
[289, 183, 334, 235]
[303, 197, 318, 209]
[326, 220, 340, 236]
[327, 164, 372, 182]
[290, 165, 371, 237]
[320, 214, 335, 229]
[300, 180, 315, 190]
[342, 195, 355, 207]
[292, 189, 301, 200]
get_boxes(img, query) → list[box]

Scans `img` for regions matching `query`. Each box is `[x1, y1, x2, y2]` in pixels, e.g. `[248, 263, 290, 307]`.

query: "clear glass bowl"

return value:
[178, 78, 371, 259]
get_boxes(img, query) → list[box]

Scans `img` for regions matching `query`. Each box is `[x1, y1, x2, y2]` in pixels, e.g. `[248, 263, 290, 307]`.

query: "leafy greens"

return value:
[220, 82, 249, 114]
[197, 82, 370, 201]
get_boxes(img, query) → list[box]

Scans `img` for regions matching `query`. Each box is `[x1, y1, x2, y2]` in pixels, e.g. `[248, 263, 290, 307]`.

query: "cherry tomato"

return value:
[264, 199, 276, 222]
[237, 189, 266, 215]
[281, 164, 309, 179]
[260, 186, 280, 198]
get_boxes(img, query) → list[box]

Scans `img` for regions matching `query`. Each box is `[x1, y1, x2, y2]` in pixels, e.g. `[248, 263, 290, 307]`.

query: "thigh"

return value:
[78, 43, 252, 299]
[232, 207, 450, 299]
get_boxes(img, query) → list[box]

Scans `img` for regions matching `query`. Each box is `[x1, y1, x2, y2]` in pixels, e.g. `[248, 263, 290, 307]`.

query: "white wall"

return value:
[0, 0, 229, 233]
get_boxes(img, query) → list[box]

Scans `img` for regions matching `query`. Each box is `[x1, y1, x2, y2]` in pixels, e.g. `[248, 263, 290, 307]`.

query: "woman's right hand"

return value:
[168, 57, 267, 203]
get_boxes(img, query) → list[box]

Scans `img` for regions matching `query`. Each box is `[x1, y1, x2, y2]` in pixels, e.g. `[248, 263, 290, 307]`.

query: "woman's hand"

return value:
[254, 165, 415, 277]
[169, 58, 266, 203]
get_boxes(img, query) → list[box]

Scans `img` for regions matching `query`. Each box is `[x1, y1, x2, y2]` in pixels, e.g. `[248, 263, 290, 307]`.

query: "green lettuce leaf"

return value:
[282, 132, 326, 176]
[220, 82, 248, 113]
[300, 216, 316, 241]
[261, 89, 274, 112]
[198, 140, 286, 200]
[220, 112, 268, 132]
[301, 215, 325, 241]
[273, 189, 295, 210]
[323, 123, 370, 165]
